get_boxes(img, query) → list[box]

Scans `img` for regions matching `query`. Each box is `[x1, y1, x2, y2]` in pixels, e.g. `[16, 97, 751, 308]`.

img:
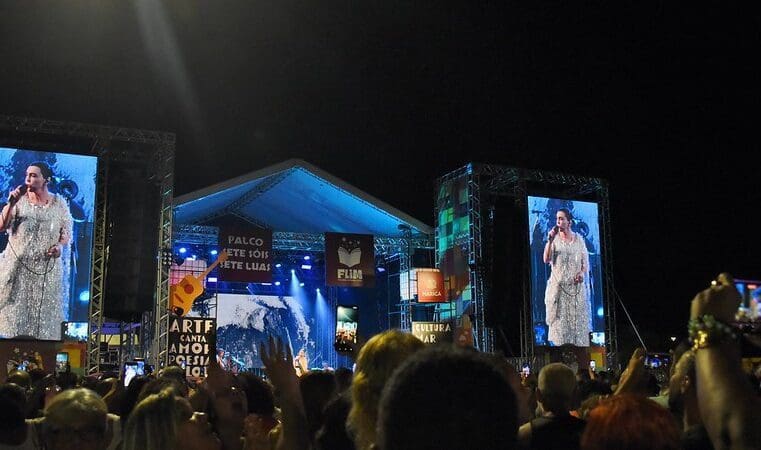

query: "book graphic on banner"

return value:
[325, 233, 375, 288]
[338, 246, 362, 267]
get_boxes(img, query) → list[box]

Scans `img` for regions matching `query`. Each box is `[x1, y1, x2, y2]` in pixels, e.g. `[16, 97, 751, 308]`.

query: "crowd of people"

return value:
[1, 273, 761, 450]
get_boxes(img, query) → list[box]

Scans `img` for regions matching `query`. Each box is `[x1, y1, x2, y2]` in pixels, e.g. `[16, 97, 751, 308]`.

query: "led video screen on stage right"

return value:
[527, 196, 605, 347]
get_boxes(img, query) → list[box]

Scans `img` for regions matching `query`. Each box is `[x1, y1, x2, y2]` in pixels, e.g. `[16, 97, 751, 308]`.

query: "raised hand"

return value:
[259, 336, 310, 450]
[690, 272, 741, 323]
[259, 336, 299, 395]
[615, 347, 646, 395]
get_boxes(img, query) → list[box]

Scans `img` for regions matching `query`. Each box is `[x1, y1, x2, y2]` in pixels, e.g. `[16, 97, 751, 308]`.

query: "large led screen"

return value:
[0, 148, 97, 340]
[527, 196, 605, 347]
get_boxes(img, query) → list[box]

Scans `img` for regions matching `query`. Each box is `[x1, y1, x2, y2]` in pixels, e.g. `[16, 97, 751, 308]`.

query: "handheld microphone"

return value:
[7, 185, 27, 203]
[549, 225, 559, 241]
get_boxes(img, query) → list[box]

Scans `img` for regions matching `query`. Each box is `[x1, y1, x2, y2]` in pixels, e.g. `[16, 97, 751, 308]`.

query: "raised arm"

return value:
[260, 336, 311, 450]
[691, 273, 761, 450]
[543, 227, 557, 264]
[0, 186, 23, 232]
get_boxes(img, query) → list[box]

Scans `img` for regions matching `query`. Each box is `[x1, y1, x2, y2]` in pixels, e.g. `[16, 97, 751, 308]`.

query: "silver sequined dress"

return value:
[545, 233, 591, 346]
[0, 194, 72, 340]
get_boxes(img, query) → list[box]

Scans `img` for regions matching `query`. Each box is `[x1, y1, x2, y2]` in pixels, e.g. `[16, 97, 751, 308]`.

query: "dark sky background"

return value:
[1, 2, 759, 351]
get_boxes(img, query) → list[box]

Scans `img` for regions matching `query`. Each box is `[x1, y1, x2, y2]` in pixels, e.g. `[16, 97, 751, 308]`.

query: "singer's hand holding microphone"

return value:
[7, 185, 27, 205]
[547, 225, 559, 242]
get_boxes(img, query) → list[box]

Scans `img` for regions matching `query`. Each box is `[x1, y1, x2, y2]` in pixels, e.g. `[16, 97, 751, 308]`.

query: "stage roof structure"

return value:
[173, 159, 432, 238]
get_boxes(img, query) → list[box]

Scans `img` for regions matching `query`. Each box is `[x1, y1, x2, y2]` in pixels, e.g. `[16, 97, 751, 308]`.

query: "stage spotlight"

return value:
[299, 282, 305, 287]
[316, 288, 320, 293]
[210, 249, 218, 256]
[179, 247, 187, 254]
[304, 255, 310, 260]
[377, 266, 386, 272]
[301, 264, 312, 270]
[597, 307, 604, 317]
[275, 281, 281, 286]
[79, 290, 90, 302]
[291, 269, 295, 274]
[275, 263, 282, 268]
[161, 249, 174, 267]
[191, 254, 197, 260]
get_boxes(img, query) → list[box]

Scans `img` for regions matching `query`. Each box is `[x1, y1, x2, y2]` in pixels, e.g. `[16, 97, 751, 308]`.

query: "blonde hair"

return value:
[347, 330, 424, 450]
[122, 388, 186, 450]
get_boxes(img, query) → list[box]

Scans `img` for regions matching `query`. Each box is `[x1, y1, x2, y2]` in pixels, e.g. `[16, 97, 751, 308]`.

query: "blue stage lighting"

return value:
[299, 282, 305, 287]
[275, 281, 281, 286]
[377, 267, 386, 272]
[304, 255, 311, 261]
[301, 264, 312, 270]
[210, 249, 218, 256]
[316, 288, 320, 293]
[275, 263, 282, 268]
[79, 290, 90, 302]
[291, 269, 295, 274]
[179, 247, 187, 254]
[597, 307, 604, 317]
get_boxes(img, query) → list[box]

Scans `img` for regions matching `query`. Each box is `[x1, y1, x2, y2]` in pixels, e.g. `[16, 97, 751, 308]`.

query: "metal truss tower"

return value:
[435, 163, 617, 361]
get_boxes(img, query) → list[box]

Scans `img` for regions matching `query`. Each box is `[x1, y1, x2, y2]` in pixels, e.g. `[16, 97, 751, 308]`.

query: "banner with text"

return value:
[219, 227, 272, 283]
[325, 233, 375, 288]
[412, 321, 454, 345]
[417, 269, 446, 303]
[168, 316, 216, 377]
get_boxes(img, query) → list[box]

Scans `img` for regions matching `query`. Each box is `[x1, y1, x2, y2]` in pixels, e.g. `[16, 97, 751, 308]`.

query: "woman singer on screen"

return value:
[0, 162, 73, 340]
[542, 208, 591, 346]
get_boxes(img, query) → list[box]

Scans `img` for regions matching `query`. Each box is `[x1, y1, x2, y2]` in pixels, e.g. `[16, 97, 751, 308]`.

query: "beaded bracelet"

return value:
[687, 315, 738, 351]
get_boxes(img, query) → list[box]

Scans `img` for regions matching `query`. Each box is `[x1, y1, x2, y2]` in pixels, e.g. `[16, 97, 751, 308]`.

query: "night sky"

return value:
[1, 2, 759, 350]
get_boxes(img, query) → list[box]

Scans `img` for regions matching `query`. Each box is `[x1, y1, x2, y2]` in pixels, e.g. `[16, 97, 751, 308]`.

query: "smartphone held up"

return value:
[334, 305, 358, 353]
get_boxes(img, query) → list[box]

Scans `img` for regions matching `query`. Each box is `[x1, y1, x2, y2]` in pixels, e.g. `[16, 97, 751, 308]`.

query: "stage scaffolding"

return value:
[172, 225, 434, 338]
[435, 163, 618, 363]
[0, 115, 175, 374]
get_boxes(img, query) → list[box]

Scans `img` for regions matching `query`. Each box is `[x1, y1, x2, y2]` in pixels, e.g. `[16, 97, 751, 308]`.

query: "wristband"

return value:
[687, 315, 737, 351]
